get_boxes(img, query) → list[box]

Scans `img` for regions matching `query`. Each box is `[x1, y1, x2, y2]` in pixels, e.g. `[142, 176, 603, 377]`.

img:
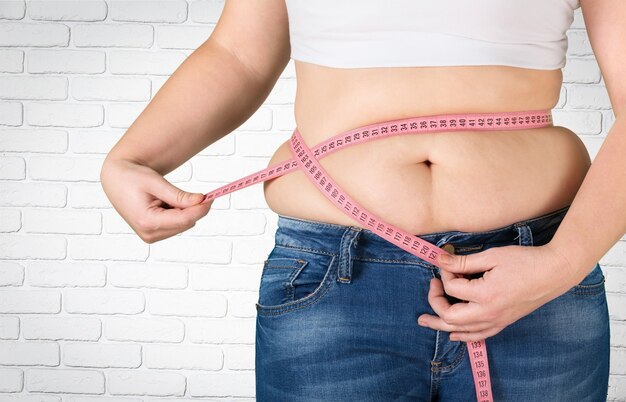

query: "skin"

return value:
[101, 0, 626, 342]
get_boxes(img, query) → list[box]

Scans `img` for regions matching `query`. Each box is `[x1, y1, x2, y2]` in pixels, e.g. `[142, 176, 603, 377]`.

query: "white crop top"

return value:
[284, 0, 580, 70]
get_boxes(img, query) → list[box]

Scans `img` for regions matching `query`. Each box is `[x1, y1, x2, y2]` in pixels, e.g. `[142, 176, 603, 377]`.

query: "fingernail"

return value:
[439, 254, 452, 265]
[417, 317, 426, 326]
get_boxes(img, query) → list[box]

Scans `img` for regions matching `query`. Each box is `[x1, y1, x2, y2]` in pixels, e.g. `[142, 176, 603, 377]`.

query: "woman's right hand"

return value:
[100, 158, 213, 244]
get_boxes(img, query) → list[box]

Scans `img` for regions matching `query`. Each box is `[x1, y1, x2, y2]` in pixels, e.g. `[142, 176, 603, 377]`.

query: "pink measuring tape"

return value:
[201, 108, 554, 402]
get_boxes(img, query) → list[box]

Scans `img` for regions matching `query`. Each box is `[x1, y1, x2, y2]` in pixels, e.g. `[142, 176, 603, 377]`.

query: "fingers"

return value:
[439, 249, 496, 276]
[418, 277, 490, 332]
[151, 174, 206, 208]
[439, 267, 483, 302]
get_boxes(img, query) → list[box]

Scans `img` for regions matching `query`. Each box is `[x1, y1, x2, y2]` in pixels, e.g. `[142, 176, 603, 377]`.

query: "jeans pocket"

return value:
[256, 245, 337, 317]
[567, 262, 606, 296]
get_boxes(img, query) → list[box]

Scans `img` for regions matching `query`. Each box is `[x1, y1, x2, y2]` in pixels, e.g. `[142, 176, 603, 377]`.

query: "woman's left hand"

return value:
[417, 243, 579, 342]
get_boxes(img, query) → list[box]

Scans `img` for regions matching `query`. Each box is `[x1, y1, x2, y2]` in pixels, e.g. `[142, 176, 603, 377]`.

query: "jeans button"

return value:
[442, 243, 456, 254]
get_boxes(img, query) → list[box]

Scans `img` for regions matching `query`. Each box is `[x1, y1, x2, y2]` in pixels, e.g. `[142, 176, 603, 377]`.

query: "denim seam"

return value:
[568, 280, 606, 295]
[434, 341, 468, 373]
[274, 244, 337, 257]
[256, 255, 337, 316]
[353, 257, 434, 269]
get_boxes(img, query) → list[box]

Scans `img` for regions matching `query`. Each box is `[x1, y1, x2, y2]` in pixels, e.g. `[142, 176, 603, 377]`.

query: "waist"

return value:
[274, 204, 570, 270]
[263, 118, 590, 234]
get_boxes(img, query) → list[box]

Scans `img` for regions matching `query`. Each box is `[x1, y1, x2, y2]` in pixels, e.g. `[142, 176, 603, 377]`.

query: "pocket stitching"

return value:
[256, 254, 337, 316]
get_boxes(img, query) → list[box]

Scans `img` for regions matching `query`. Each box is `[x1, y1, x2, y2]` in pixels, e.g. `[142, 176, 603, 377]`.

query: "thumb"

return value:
[153, 177, 206, 209]
[438, 251, 490, 275]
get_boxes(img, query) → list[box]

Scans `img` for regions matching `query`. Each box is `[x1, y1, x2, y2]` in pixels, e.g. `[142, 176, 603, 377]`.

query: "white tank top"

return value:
[284, 0, 580, 70]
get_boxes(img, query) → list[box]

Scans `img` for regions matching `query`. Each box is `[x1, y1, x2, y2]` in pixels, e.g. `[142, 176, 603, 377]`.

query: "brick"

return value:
[107, 370, 185, 396]
[69, 183, 111, 209]
[193, 156, 267, 182]
[0, 0, 25, 19]
[147, 290, 226, 317]
[144, 344, 222, 370]
[237, 132, 288, 157]
[106, 102, 148, 128]
[109, 49, 187, 75]
[26, 261, 106, 287]
[567, 29, 593, 56]
[109, 1, 187, 23]
[65, 289, 144, 314]
[0, 261, 24, 285]
[0, 182, 67, 207]
[227, 292, 257, 318]
[69, 236, 148, 261]
[0, 22, 69, 47]
[28, 0, 107, 21]
[191, 266, 260, 292]
[551, 109, 602, 135]
[105, 316, 184, 343]
[108, 262, 187, 289]
[0, 290, 61, 313]
[608, 293, 626, 321]
[233, 236, 274, 264]
[188, 372, 255, 397]
[0, 128, 68, 152]
[26, 102, 104, 128]
[0, 206, 22, 231]
[28, 49, 105, 74]
[611, 347, 626, 375]
[70, 129, 123, 154]
[102, 209, 136, 235]
[0, 156, 25, 180]
[0, 75, 67, 100]
[188, 318, 255, 344]
[562, 57, 602, 84]
[0, 49, 24, 72]
[0, 315, 20, 339]
[0, 367, 23, 392]
[0, 101, 23, 125]
[0, 234, 66, 260]
[189, 0, 224, 24]
[24, 208, 101, 235]
[188, 210, 266, 236]
[609, 375, 626, 401]
[72, 76, 151, 101]
[567, 84, 613, 109]
[73, 23, 153, 48]
[156, 25, 211, 50]
[26, 368, 104, 394]
[0, 341, 59, 366]
[0, 396, 61, 402]
[64, 342, 141, 368]
[150, 236, 231, 264]
[29, 155, 103, 182]
[224, 344, 255, 370]
[22, 315, 101, 341]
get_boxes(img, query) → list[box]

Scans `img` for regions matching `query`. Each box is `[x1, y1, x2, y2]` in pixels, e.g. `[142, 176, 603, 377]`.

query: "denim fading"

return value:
[255, 204, 610, 402]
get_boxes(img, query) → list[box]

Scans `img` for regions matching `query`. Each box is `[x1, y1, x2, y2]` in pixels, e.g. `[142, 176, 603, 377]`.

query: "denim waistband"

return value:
[274, 205, 570, 269]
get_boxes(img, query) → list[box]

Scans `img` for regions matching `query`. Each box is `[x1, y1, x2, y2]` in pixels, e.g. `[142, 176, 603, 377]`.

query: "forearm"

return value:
[547, 110, 626, 289]
[103, 40, 279, 176]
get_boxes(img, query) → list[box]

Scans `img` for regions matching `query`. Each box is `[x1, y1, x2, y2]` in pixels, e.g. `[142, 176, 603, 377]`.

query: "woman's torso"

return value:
[263, 61, 590, 235]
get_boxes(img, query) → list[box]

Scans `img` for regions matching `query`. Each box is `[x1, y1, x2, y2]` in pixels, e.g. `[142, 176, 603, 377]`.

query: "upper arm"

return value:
[206, 0, 291, 85]
[579, 0, 626, 117]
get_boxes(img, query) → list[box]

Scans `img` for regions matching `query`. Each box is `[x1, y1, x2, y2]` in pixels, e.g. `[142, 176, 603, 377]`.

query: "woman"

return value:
[101, 0, 625, 400]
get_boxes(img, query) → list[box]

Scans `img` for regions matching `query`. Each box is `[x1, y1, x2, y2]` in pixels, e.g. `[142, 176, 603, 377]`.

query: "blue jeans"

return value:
[255, 205, 610, 401]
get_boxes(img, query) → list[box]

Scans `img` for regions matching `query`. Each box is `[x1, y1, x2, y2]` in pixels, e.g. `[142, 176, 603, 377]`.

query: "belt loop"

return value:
[337, 227, 362, 284]
[514, 222, 533, 246]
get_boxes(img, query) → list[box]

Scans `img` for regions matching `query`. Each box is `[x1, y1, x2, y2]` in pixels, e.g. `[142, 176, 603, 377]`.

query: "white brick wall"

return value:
[0, 1, 624, 401]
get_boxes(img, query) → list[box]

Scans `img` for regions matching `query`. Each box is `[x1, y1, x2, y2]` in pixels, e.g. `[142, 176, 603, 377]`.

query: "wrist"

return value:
[539, 242, 590, 299]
